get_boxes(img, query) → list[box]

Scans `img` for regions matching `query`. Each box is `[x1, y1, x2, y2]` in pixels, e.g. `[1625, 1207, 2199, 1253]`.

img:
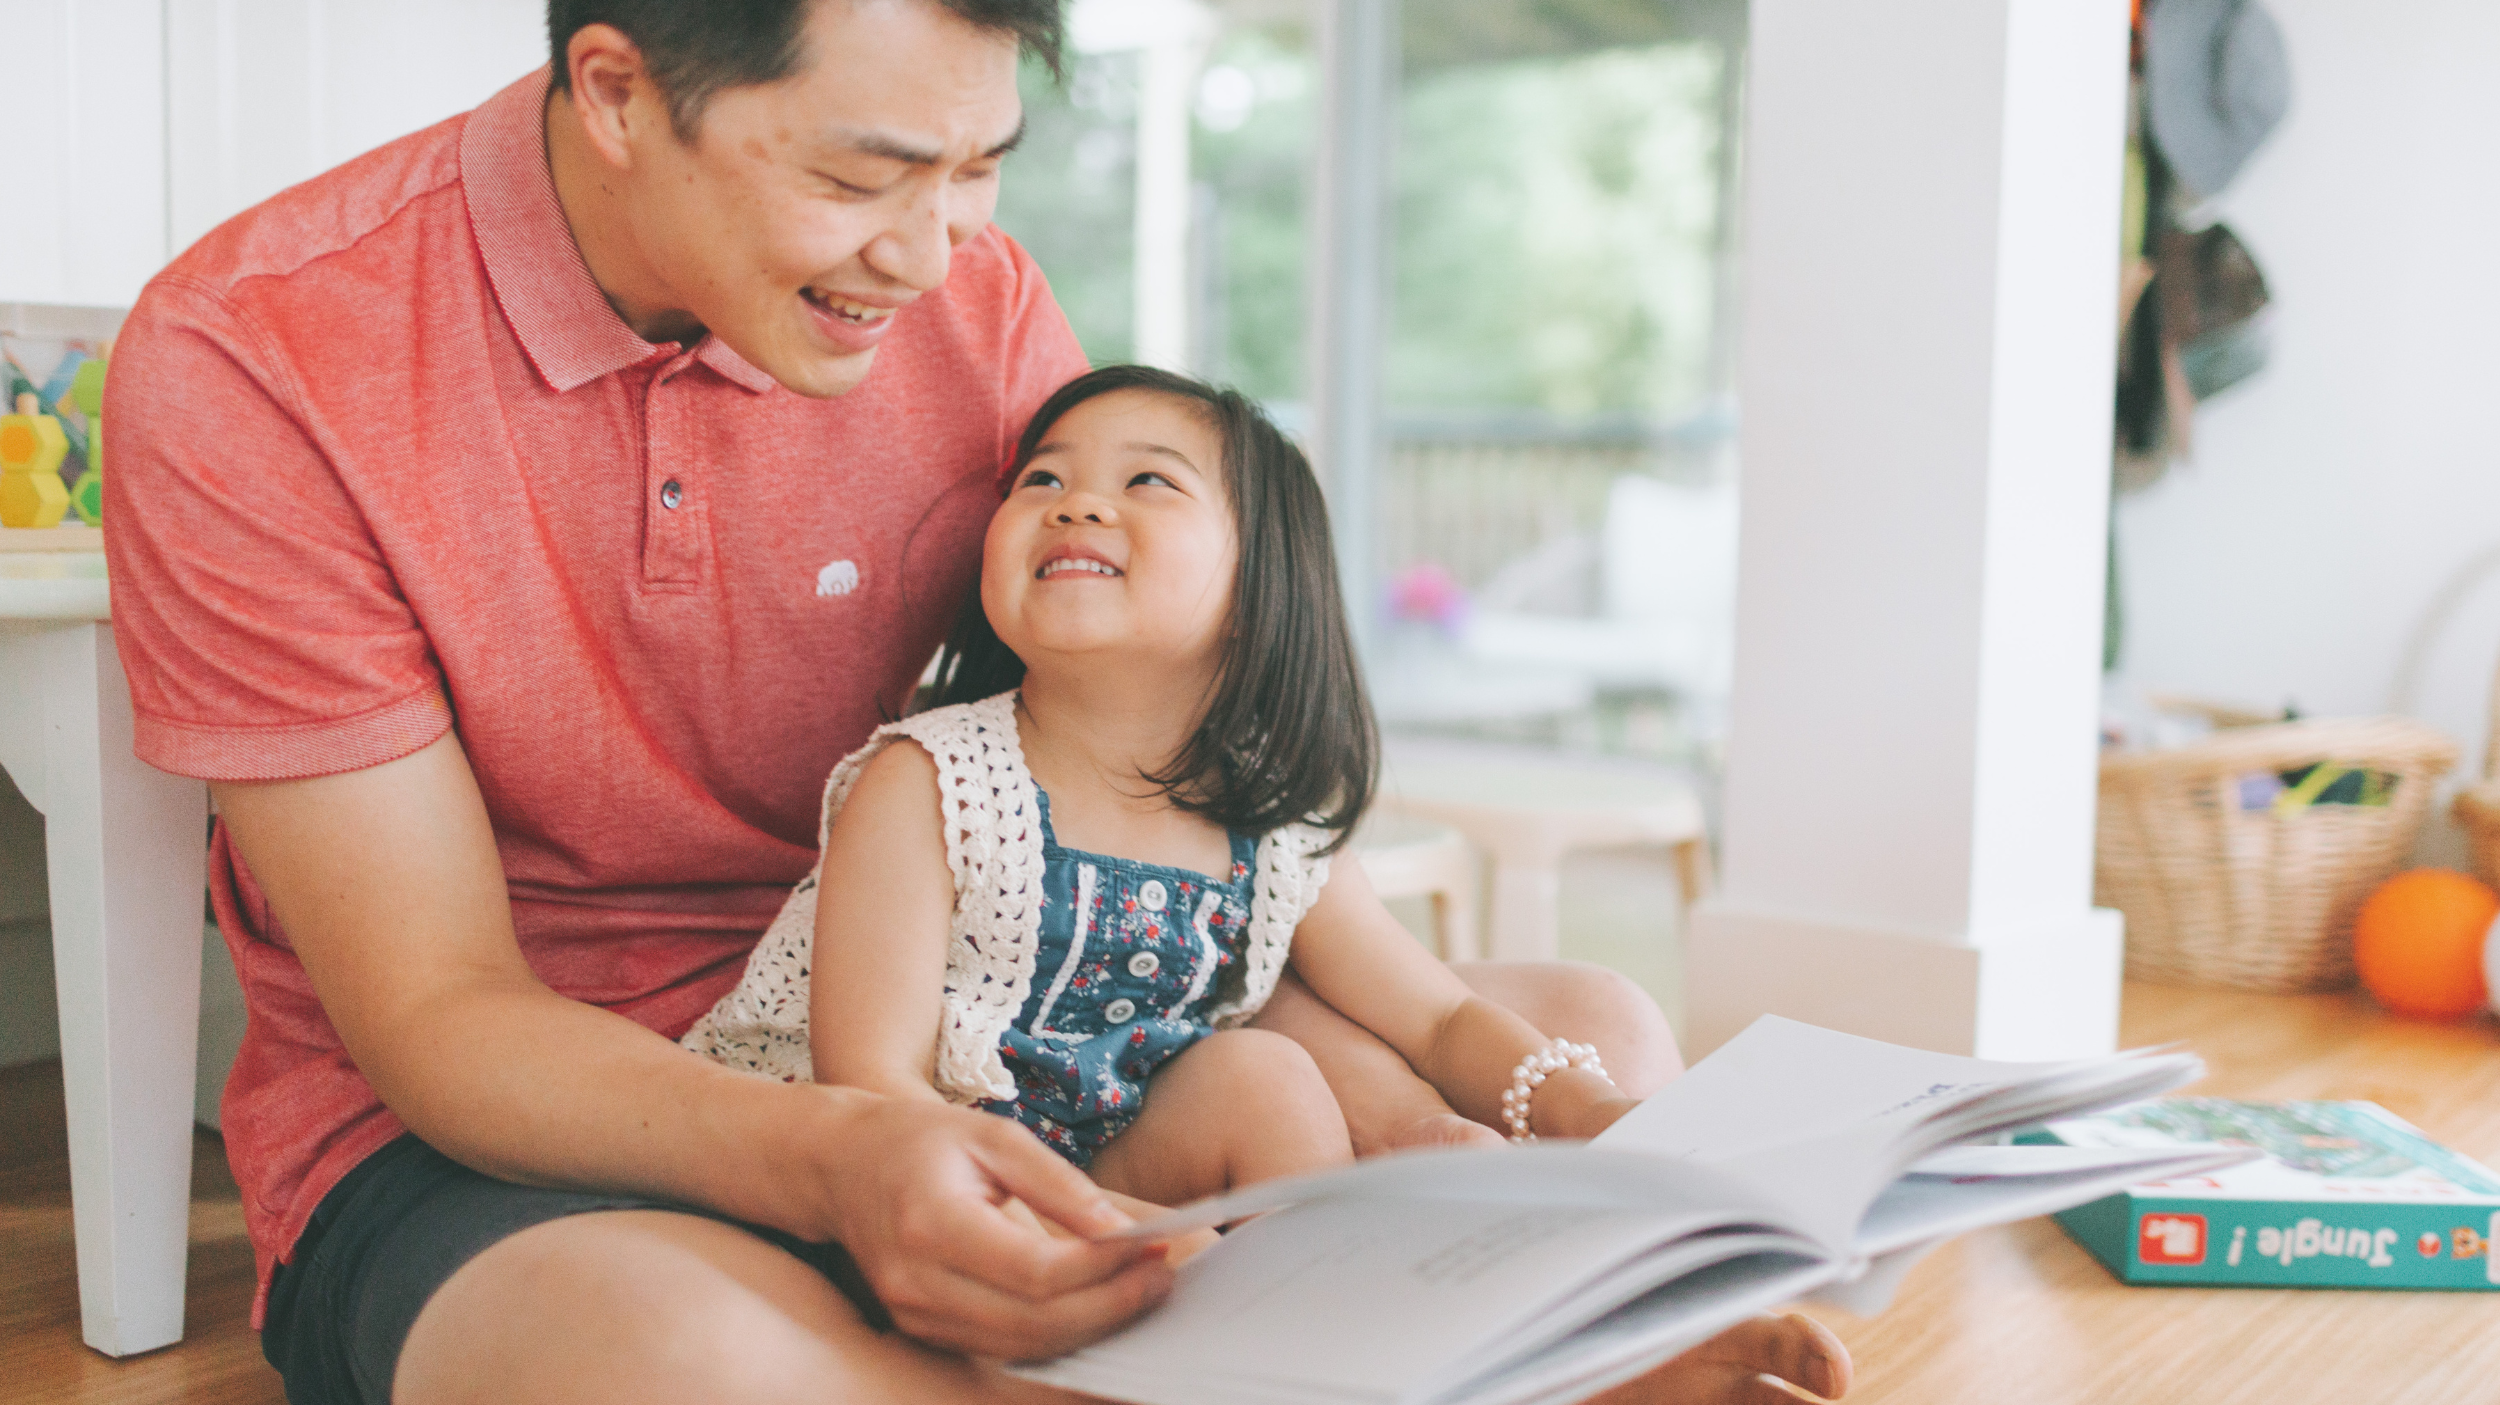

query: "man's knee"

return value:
[397, 1211, 895, 1405]
[1452, 960, 1683, 1096]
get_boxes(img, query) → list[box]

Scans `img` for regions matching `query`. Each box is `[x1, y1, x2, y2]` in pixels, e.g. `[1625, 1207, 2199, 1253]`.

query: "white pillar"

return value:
[1305, 0, 1396, 648]
[1686, 0, 2130, 1060]
[1072, 0, 1215, 372]
[1132, 16, 1211, 370]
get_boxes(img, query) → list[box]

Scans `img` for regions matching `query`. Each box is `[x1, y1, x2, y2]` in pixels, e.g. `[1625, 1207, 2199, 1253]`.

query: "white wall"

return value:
[2115, 0, 2500, 862]
[0, 1, 544, 307]
[168, 0, 547, 252]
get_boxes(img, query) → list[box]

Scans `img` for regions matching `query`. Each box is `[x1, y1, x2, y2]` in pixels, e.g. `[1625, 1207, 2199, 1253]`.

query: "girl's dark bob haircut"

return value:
[924, 364, 1378, 850]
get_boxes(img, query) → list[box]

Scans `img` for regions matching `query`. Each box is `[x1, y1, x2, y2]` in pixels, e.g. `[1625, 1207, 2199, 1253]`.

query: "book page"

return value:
[1112, 1144, 1750, 1242]
[1593, 1017, 2206, 1247]
[1594, 1017, 2107, 1163]
[1855, 1146, 2256, 1255]
[1015, 1188, 1830, 1405]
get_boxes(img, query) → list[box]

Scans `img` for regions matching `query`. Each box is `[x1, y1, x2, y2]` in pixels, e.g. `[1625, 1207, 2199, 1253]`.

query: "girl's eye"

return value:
[1128, 471, 1178, 490]
[1017, 469, 1062, 491]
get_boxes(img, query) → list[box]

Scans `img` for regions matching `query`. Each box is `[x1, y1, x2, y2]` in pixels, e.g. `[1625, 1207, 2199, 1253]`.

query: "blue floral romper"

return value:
[981, 789, 1259, 1167]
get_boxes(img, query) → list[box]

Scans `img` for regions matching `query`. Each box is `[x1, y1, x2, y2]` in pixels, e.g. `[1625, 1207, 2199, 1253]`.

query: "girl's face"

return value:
[982, 389, 1238, 678]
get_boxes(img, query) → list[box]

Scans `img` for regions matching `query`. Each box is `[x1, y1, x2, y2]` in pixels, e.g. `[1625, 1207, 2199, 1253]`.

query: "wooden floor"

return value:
[0, 1064, 278, 1405]
[6, 983, 2498, 1404]
[1815, 983, 2500, 1405]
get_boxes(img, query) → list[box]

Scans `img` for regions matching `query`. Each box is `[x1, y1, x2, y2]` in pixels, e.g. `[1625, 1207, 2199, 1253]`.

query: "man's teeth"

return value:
[806, 290, 894, 325]
[1040, 558, 1121, 579]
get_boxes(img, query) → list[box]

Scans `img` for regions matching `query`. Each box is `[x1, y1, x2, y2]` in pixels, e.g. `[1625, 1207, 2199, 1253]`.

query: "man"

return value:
[104, 1, 1850, 1401]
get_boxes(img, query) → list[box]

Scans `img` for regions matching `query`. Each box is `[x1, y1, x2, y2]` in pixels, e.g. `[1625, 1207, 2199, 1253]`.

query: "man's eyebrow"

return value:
[830, 118, 1028, 167]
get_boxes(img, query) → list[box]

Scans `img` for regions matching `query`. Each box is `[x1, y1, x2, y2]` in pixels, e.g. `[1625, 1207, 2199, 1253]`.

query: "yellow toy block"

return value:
[1, 390, 72, 529]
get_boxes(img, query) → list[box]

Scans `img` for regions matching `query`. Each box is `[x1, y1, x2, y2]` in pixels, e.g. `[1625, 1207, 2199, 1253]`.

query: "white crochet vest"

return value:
[680, 691, 1336, 1103]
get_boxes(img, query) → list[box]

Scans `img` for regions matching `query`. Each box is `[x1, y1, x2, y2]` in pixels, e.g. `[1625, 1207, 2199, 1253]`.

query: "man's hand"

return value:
[803, 1092, 1175, 1360]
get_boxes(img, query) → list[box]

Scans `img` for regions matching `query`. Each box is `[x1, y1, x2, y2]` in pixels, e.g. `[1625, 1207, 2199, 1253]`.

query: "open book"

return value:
[1009, 1016, 2253, 1405]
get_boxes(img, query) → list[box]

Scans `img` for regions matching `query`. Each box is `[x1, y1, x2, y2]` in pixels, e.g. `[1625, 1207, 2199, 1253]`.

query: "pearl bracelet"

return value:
[1499, 1038, 1606, 1142]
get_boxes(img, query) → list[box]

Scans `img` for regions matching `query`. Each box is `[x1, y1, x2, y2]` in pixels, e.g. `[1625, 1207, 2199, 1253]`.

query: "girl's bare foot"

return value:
[1596, 1313, 1853, 1404]
[1381, 1111, 1507, 1153]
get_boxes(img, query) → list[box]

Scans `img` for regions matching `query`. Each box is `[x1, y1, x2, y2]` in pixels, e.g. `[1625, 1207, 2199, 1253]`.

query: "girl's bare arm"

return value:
[809, 741, 959, 1103]
[1284, 852, 1636, 1139]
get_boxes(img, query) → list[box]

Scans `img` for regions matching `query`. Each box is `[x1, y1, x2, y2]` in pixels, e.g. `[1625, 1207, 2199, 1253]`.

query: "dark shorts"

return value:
[261, 1134, 887, 1405]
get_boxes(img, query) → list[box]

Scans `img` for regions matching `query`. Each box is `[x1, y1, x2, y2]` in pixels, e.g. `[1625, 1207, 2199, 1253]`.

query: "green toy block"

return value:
[68, 358, 106, 523]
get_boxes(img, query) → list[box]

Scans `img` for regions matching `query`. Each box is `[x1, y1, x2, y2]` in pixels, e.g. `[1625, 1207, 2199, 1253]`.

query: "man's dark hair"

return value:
[927, 364, 1380, 852]
[548, 0, 1064, 139]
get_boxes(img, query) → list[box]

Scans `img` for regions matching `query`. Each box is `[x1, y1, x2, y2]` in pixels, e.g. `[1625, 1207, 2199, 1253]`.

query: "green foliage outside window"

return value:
[991, 30, 1729, 420]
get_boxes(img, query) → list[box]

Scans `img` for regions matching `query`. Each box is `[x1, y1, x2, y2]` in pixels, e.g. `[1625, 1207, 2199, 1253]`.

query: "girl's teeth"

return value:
[1041, 558, 1120, 578]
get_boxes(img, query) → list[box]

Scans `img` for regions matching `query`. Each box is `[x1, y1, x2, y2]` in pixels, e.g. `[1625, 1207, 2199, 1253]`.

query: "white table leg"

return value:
[2, 621, 207, 1356]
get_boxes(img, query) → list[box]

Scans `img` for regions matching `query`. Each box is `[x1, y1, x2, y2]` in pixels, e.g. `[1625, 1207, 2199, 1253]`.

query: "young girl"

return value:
[684, 365, 1644, 1209]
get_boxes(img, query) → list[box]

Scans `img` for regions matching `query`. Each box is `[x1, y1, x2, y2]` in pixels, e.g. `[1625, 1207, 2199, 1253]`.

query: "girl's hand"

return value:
[1548, 1093, 1643, 1141]
[1521, 1066, 1643, 1142]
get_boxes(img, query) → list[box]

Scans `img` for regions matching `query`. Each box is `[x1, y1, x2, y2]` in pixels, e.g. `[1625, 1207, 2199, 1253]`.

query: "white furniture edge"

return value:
[3, 576, 209, 1356]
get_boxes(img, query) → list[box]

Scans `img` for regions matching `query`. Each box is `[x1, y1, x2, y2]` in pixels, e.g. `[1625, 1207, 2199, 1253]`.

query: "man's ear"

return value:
[563, 23, 655, 170]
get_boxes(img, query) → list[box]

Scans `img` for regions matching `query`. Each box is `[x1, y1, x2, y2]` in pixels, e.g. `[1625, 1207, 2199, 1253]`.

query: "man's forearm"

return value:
[211, 735, 853, 1240]
[369, 974, 858, 1236]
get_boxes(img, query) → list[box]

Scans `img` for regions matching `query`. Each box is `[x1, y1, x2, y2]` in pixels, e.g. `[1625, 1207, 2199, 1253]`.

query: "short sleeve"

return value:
[987, 229, 1091, 484]
[103, 276, 453, 781]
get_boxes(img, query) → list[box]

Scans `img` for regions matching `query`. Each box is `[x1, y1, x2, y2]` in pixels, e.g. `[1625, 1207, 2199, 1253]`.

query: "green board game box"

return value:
[2022, 1099, 2500, 1290]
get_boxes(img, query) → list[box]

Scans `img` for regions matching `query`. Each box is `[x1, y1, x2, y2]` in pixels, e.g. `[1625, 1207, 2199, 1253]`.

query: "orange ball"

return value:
[2352, 868, 2497, 1019]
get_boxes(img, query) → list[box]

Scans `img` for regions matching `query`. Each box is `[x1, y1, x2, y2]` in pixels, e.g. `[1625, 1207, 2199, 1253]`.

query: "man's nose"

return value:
[864, 181, 976, 293]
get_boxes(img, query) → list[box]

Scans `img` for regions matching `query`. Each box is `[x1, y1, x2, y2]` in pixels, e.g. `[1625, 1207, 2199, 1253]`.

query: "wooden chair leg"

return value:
[1671, 837, 1714, 916]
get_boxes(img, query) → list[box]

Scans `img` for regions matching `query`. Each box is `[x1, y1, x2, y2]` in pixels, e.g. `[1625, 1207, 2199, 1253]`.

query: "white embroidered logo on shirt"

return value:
[816, 560, 861, 597]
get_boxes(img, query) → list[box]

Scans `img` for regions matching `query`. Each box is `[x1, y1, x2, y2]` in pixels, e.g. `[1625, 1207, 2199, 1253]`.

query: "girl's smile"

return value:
[1035, 543, 1125, 579]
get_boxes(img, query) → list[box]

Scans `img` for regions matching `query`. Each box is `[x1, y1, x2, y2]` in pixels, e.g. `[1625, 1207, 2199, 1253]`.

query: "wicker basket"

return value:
[2450, 659, 2500, 888]
[2097, 710, 2459, 992]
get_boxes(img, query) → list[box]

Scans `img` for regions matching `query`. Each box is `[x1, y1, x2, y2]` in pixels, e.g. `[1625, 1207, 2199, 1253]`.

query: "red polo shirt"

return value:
[102, 70, 1086, 1320]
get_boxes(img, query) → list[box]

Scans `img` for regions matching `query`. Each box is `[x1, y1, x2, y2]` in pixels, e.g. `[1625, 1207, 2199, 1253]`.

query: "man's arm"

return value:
[212, 730, 1172, 1358]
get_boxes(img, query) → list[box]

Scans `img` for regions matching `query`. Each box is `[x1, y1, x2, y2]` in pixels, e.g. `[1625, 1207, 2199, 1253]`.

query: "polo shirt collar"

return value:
[462, 70, 778, 397]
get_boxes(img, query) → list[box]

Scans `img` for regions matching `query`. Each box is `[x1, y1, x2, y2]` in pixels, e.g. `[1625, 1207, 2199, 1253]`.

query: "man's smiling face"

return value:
[576, 0, 1026, 398]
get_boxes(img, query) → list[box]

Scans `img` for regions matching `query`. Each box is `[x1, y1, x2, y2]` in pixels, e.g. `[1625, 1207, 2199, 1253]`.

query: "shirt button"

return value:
[1138, 879, 1168, 912]
[1104, 998, 1137, 1025]
[659, 479, 683, 510]
[1127, 952, 1160, 978]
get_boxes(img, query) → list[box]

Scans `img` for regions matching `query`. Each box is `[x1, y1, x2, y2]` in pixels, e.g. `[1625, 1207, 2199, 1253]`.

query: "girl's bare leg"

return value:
[1083, 1028, 1354, 1208]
